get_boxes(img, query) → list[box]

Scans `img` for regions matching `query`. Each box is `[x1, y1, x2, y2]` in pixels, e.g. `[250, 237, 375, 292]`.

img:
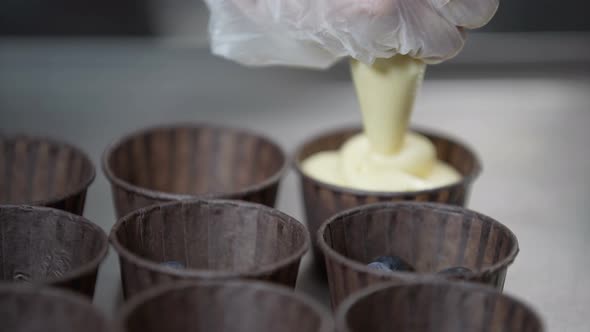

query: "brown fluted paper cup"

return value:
[318, 202, 518, 307]
[335, 281, 543, 332]
[294, 127, 481, 265]
[102, 124, 287, 218]
[0, 135, 95, 215]
[110, 199, 310, 299]
[118, 280, 333, 332]
[0, 205, 108, 297]
[0, 285, 113, 332]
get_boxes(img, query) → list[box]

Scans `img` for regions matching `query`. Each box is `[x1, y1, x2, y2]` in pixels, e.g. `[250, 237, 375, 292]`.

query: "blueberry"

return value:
[13, 271, 30, 283]
[437, 266, 472, 277]
[367, 262, 392, 271]
[161, 261, 184, 269]
[369, 256, 415, 272]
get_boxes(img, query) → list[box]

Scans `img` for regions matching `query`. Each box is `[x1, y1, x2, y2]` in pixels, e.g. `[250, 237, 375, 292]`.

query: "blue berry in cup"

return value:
[368, 256, 415, 272]
[161, 261, 184, 269]
[367, 262, 392, 271]
[437, 266, 472, 277]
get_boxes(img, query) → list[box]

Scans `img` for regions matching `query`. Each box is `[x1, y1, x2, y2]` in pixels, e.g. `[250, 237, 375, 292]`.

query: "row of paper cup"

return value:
[2, 279, 543, 332]
[0, 123, 543, 331]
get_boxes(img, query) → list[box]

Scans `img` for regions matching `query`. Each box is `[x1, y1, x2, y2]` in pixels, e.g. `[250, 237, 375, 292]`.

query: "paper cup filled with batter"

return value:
[295, 126, 481, 265]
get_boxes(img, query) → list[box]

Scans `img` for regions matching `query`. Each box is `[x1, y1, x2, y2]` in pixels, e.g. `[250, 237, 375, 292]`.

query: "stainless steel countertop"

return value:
[1, 40, 589, 331]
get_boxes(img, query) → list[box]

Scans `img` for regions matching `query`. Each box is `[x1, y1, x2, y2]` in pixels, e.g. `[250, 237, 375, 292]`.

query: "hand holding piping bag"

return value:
[204, 0, 499, 68]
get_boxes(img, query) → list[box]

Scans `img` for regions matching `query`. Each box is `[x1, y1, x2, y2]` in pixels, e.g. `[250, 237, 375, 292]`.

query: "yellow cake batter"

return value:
[302, 55, 460, 192]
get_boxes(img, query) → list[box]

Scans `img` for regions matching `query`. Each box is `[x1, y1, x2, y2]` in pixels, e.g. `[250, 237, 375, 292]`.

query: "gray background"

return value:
[2, 0, 590, 35]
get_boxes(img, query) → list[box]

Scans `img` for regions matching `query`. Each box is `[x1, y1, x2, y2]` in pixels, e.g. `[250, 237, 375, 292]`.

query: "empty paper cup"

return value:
[0, 205, 109, 298]
[294, 127, 481, 264]
[335, 281, 543, 332]
[102, 124, 287, 218]
[0, 284, 113, 332]
[110, 199, 310, 298]
[318, 202, 518, 307]
[118, 280, 333, 332]
[0, 135, 95, 215]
